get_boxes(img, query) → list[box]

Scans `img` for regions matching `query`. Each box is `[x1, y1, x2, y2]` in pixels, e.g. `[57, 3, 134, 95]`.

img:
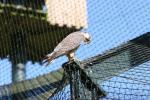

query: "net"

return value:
[0, 0, 150, 99]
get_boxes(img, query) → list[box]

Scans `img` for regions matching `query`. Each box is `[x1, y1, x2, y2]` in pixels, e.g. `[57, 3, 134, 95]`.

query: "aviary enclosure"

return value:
[0, 0, 150, 100]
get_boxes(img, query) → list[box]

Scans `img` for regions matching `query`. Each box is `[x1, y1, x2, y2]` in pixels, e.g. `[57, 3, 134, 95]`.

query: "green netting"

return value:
[0, 0, 150, 100]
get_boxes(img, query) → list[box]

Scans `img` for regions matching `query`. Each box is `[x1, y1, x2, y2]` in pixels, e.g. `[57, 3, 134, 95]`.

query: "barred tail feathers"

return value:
[43, 52, 56, 66]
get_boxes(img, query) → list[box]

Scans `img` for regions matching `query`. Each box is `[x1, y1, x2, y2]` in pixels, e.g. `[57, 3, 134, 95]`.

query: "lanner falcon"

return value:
[43, 31, 91, 66]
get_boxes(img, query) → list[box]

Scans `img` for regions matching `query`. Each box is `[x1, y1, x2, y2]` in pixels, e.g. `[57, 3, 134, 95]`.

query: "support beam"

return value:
[12, 63, 25, 82]
[10, 32, 27, 83]
[51, 61, 106, 100]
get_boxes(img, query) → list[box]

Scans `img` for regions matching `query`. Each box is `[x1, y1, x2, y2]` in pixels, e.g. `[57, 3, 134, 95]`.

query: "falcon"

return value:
[43, 31, 91, 66]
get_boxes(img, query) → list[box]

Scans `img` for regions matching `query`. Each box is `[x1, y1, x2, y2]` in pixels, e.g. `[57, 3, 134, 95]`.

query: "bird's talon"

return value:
[43, 31, 91, 66]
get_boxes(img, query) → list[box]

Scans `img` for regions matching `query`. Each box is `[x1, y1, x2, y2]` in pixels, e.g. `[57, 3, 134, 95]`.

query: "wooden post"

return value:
[62, 61, 106, 100]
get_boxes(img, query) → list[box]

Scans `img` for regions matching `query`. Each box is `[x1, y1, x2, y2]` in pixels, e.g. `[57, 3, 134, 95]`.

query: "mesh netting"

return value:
[0, 0, 150, 100]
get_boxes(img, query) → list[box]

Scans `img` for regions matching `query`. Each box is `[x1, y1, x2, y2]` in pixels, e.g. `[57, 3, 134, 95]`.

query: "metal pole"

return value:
[12, 63, 26, 82]
[10, 32, 27, 83]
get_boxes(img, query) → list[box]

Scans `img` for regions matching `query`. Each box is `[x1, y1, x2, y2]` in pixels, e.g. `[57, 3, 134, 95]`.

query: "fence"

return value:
[0, 0, 150, 100]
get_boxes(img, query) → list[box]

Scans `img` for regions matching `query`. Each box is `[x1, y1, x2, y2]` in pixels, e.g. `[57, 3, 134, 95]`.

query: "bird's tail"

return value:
[42, 52, 56, 66]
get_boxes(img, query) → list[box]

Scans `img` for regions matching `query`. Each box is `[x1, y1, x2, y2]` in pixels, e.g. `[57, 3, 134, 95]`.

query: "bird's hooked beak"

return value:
[82, 32, 91, 44]
[85, 36, 91, 44]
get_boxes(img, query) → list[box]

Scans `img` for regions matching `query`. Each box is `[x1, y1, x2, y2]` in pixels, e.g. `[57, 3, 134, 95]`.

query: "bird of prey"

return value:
[43, 31, 91, 66]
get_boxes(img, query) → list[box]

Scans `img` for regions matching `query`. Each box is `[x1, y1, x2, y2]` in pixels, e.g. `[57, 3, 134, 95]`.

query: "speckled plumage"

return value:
[43, 31, 91, 66]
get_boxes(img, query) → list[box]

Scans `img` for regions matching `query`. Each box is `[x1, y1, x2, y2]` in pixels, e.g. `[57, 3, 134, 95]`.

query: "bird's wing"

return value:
[43, 33, 82, 66]
[53, 42, 80, 58]
[54, 34, 82, 54]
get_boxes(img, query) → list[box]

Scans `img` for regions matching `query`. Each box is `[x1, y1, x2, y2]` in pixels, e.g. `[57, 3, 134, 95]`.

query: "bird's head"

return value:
[82, 32, 91, 44]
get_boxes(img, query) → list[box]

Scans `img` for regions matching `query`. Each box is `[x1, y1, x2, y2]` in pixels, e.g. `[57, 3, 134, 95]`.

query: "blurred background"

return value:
[0, 0, 150, 99]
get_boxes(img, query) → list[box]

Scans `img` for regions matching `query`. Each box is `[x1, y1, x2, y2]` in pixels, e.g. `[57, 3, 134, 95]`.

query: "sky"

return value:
[26, 0, 150, 79]
[1, 0, 150, 99]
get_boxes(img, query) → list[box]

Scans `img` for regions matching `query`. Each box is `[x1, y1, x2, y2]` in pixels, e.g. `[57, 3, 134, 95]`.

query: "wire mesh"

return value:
[0, 0, 150, 100]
